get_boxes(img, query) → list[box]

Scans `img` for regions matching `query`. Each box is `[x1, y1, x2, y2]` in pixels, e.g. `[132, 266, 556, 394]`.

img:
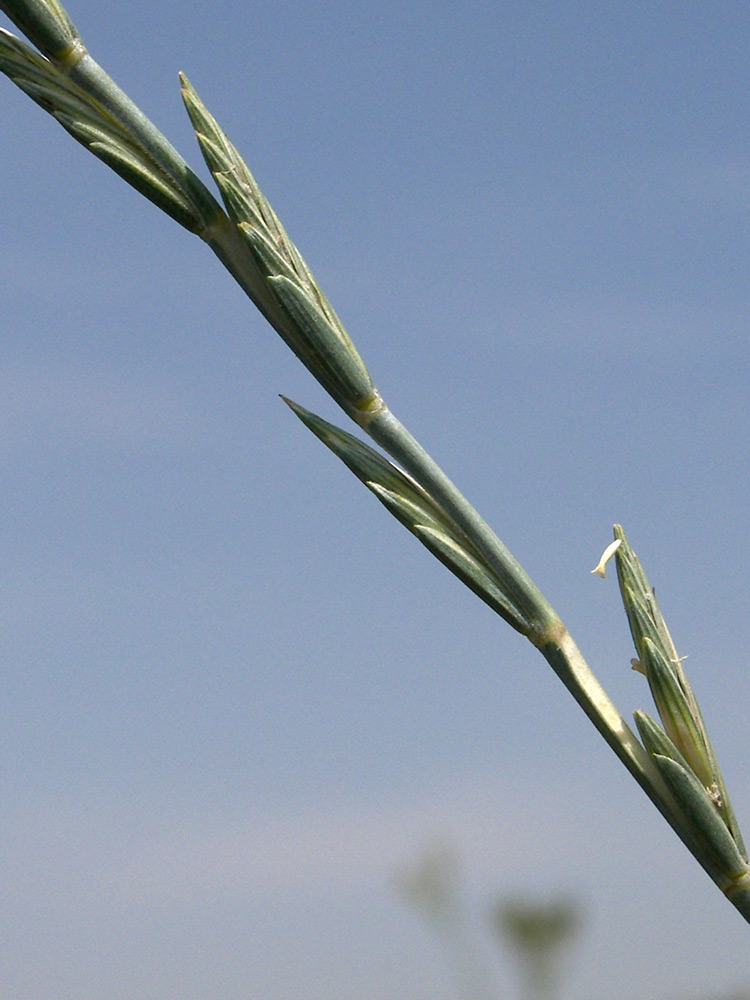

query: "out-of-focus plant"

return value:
[395, 843, 497, 1000]
[490, 896, 580, 1000]
[1, 0, 749, 925]
[396, 843, 582, 1000]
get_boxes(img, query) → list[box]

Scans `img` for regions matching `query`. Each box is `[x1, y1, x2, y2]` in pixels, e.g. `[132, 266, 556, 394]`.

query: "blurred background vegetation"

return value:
[397, 841, 749, 1000]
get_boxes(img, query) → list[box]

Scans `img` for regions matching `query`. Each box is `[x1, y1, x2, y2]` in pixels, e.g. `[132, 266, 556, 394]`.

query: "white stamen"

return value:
[591, 538, 622, 578]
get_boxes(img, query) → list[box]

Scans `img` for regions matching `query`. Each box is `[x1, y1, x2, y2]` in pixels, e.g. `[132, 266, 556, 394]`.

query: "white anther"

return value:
[591, 538, 622, 578]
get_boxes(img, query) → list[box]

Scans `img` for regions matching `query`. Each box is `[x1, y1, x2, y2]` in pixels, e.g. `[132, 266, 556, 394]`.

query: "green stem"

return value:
[366, 404, 673, 797]
[3, 0, 748, 927]
[65, 51, 221, 225]
[364, 404, 750, 923]
[365, 403, 558, 639]
[0, 0, 225, 235]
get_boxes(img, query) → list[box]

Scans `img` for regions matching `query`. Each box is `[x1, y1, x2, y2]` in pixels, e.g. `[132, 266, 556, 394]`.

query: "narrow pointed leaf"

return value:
[652, 754, 749, 884]
[614, 524, 679, 666]
[634, 710, 694, 773]
[412, 522, 526, 628]
[283, 398, 454, 528]
[239, 224, 299, 285]
[365, 484, 445, 536]
[641, 634, 746, 858]
[180, 73, 378, 418]
[285, 397, 529, 631]
[180, 74, 322, 300]
[0, 29, 206, 232]
[633, 711, 720, 869]
[269, 276, 375, 413]
[641, 638, 716, 793]
[615, 527, 748, 860]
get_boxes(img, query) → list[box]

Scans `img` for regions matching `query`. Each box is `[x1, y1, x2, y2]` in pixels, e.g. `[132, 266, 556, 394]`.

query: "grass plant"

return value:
[2, 0, 749, 927]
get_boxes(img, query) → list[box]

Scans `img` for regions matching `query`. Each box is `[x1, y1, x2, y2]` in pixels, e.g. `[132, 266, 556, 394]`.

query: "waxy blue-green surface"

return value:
[2, 2, 750, 997]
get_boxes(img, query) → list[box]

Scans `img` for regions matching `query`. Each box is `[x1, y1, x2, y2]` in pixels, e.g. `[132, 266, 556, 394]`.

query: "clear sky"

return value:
[2, 2, 750, 998]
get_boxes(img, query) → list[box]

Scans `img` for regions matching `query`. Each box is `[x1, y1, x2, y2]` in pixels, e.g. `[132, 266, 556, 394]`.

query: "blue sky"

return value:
[2, 2, 750, 997]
